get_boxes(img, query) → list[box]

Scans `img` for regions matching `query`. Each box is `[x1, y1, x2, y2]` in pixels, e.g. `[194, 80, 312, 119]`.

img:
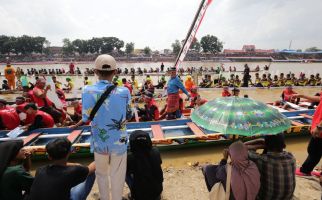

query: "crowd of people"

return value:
[0, 54, 321, 200]
[199, 71, 322, 89]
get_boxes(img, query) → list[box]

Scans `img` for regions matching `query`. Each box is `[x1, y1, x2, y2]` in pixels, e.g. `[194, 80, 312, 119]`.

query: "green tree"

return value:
[305, 47, 321, 52]
[72, 39, 89, 54]
[0, 35, 12, 54]
[88, 37, 103, 54]
[62, 38, 74, 56]
[171, 40, 181, 56]
[181, 38, 201, 52]
[190, 38, 201, 52]
[43, 40, 51, 55]
[125, 42, 134, 55]
[200, 35, 223, 53]
[143, 46, 152, 56]
[33, 36, 46, 53]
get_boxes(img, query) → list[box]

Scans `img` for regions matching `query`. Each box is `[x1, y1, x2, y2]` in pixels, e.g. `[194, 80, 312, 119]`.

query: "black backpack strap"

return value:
[88, 85, 116, 121]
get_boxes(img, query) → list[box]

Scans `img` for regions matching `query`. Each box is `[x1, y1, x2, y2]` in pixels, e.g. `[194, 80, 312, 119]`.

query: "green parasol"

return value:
[191, 97, 291, 136]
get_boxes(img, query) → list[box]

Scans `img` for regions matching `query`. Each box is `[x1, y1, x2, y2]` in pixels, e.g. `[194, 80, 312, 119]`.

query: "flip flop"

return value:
[311, 170, 321, 177]
[295, 168, 311, 177]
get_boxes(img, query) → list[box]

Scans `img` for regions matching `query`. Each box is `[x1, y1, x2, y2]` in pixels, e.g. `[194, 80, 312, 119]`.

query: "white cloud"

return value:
[0, 0, 321, 50]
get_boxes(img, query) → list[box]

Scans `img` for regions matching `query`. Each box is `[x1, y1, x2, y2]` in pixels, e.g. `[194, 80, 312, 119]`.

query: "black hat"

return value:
[169, 67, 176, 71]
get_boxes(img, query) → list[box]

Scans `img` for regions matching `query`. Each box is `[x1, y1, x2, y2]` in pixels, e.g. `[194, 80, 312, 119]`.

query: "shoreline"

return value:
[1, 60, 322, 65]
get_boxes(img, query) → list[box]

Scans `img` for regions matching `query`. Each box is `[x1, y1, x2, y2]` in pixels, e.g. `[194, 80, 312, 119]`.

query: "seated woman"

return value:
[202, 141, 260, 200]
[127, 130, 163, 200]
[0, 140, 34, 200]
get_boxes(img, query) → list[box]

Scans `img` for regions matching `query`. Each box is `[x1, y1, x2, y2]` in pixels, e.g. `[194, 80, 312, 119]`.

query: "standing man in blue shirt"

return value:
[81, 54, 131, 200]
[166, 67, 190, 119]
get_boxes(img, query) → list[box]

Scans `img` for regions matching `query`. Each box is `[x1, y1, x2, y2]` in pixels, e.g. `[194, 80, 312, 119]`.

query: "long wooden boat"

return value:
[0, 109, 314, 160]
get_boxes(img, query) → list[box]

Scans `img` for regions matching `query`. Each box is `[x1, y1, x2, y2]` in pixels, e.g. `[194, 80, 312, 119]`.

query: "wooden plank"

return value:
[67, 130, 83, 144]
[291, 120, 304, 127]
[300, 114, 313, 119]
[23, 133, 41, 146]
[286, 102, 306, 110]
[187, 122, 207, 138]
[151, 125, 165, 140]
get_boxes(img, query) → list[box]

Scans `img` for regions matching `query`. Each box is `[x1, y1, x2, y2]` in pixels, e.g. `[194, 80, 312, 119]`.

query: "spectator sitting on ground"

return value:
[127, 130, 163, 200]
[202, 141, 260, 200]
[2, 80, 10, 90]
[245, 133, 296, 200]
[29, 138, 96, 200]
[0, 140, 34, 200]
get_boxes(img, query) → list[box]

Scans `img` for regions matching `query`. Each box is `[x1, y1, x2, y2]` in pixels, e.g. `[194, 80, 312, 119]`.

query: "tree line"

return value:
[0, 35, 47, 55]
[1, 34, 320, 57]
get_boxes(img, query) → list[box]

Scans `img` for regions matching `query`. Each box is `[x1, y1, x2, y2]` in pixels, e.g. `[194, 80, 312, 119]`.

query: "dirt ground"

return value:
[88, 165, 322, 200]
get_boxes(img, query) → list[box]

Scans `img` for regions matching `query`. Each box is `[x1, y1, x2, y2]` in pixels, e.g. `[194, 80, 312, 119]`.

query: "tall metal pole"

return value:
[174, 0, 207, 70]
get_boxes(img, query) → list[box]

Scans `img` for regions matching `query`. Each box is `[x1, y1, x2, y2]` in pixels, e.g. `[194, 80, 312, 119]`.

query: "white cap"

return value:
[94, 54, 117, 71]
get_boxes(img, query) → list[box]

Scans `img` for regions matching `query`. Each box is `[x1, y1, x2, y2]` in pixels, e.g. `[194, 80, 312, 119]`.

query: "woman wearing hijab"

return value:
[202, 141, 260, 200]
[127, 130, 163, 200]
[0, 140, 34, 200]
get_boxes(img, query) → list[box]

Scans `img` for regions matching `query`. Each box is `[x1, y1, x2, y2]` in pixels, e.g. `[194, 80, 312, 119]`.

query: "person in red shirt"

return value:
[188, 86, 199, 108]
[122, 78, 133, 94]
[69, 62, 75, 74]
[195, 95, 208, 107]
[33, 78, 63, 123]
[137, 92, 160, 121]
[32, 78, 53, 107]
[68, 100, 82, 122]
[24, 103, 54, 131]
[222, 86, 231, 97]
[15, 97, 29, 124]
[292, 92, 322, 177]
[0, 99, 20, 130]
[274, 85, 298, 107]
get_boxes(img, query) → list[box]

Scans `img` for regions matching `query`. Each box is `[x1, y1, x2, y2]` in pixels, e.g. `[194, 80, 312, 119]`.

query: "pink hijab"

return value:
[229, 141, 260, 200]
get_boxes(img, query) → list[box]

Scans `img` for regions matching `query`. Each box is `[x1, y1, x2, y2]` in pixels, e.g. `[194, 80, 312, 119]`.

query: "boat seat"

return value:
[151, 125, 165, 140]
[67, 130, 83, 144]
[187, 122, 207, 138]
[300, 114, 313, 119]
[291, 120, 304, 126]
[23, 132, 41, 146]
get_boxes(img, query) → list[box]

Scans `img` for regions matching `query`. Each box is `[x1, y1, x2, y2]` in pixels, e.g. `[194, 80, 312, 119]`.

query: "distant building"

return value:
[223, 45, 274, 54]
[48, 46, 63, 55]
[161, 49, 172, 55]
[133, 49, 144, 55]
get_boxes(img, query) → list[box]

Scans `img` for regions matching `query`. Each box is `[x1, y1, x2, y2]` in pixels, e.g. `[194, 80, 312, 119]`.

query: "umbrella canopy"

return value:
[191, 97, 291, 136]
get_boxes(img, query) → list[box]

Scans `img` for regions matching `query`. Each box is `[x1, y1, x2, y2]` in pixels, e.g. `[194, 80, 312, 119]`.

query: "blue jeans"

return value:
[70, 173, 96, 200]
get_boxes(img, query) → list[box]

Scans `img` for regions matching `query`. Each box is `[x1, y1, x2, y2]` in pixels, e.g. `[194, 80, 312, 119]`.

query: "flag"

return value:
[174, 0, 213, 70]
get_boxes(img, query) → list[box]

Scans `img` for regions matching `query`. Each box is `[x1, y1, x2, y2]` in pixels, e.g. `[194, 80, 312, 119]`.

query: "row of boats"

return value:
[0, 103, 314, 160]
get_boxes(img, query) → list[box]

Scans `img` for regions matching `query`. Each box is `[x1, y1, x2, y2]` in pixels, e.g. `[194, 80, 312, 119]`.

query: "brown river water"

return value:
[1, 61, 321, 168]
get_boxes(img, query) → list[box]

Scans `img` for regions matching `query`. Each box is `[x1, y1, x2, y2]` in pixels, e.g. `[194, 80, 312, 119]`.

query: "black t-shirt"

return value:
[29, 164, 88, 200]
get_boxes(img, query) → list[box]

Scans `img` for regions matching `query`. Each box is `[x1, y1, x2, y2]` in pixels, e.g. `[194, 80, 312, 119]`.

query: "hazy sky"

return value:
[0, 0, 321, 50]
